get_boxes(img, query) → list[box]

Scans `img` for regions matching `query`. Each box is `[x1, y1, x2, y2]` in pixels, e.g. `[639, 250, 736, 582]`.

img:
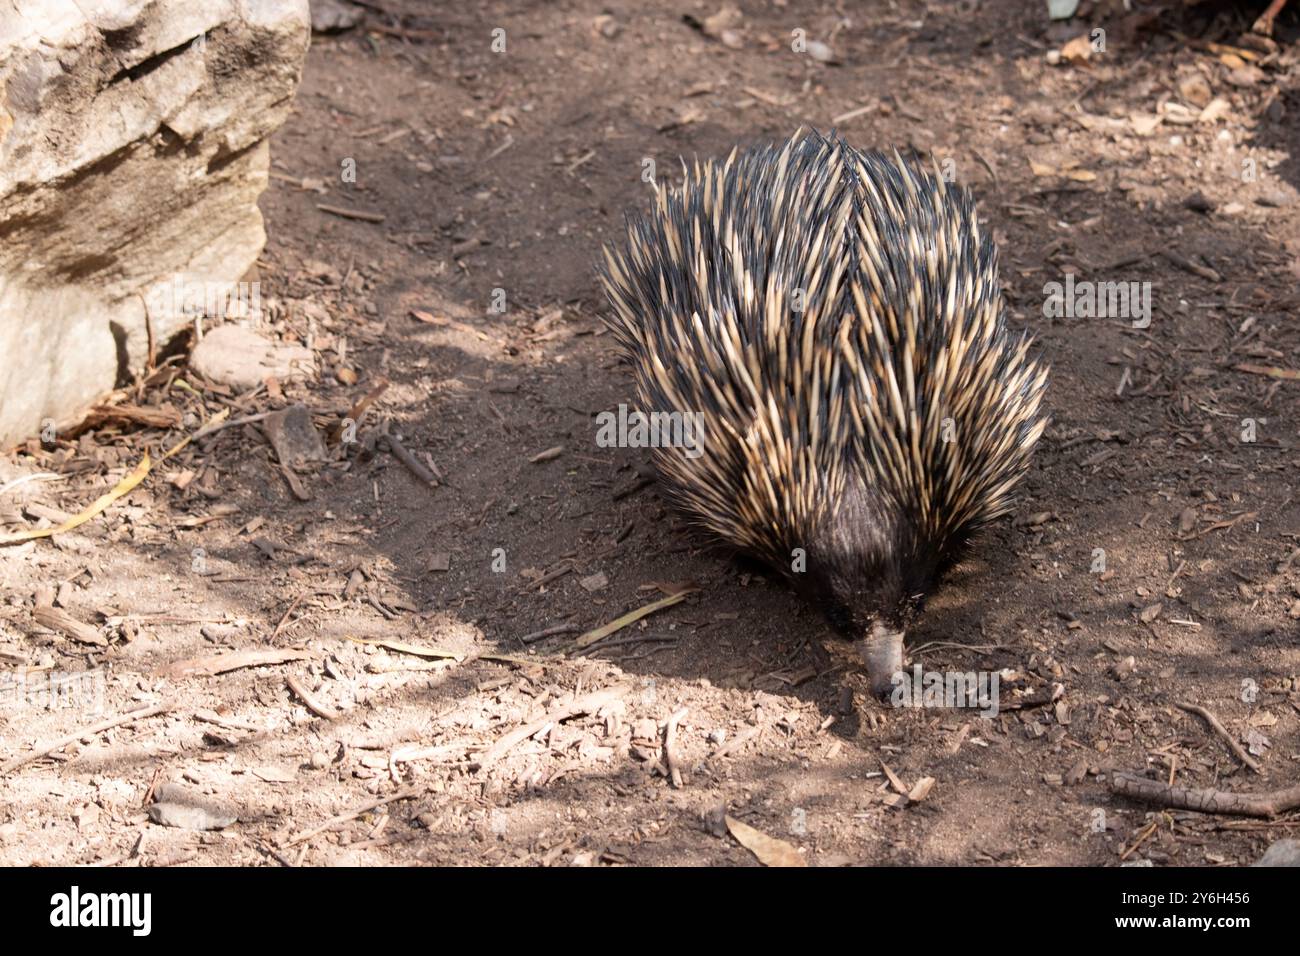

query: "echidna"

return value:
[599, 130, 1048, 697]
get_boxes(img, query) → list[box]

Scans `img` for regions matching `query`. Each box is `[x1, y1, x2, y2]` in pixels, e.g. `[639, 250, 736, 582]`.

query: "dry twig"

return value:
[283, 789, 422, 846]
[1175, 702, 1261, 773]
[0, 703, 170, 775]
[286, 675, 340, 720]
[664, 707, 688, 788]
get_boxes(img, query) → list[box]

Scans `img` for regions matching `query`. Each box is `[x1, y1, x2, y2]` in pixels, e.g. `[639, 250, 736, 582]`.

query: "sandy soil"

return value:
[1, 0, 1299, 867]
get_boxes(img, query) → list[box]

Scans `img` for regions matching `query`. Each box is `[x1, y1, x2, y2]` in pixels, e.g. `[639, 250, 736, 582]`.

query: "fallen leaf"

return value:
[1061, 34, 1092, 64]
[156, 648, 314, 678]
[573, 590, 696, 648]
[580, 572, 609, 592]
[725, 815, 806, 867]
[1244, 727, 1271, 756]
[1179, 74, 1213, 108]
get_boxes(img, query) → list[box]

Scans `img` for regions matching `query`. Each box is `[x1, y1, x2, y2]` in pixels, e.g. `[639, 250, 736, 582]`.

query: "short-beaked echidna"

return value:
[599, 130, 1049, 696]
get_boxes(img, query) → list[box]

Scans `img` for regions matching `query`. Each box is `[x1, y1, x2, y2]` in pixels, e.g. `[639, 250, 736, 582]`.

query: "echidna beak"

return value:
[858, 623, 905, 701]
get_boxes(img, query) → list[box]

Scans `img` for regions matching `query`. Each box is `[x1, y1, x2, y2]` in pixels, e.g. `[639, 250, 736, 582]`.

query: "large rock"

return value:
[0, 0, 310, 447]
[1254, 839, 1300, 867]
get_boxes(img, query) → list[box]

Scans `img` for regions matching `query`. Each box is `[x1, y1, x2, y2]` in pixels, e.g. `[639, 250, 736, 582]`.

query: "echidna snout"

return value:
[599, 129, 1049, 701]
[860, 623, 905, 700]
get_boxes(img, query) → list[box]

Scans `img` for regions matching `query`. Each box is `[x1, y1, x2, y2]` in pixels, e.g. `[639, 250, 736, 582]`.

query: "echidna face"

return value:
[792, 477, 949, 637]
[806, 559, 924, 636]
[791, 476, 963, 698]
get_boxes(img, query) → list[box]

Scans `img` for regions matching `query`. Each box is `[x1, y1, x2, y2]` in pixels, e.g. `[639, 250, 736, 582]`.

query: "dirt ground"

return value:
[2, 0, 1300, 867]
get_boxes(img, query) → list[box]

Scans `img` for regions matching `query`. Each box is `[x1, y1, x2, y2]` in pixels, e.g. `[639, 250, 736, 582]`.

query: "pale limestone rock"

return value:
[0, 0, 310, 446]
[189, 324, 314, 390]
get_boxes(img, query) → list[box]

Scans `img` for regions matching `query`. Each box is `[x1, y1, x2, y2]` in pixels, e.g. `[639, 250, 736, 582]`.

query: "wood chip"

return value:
[880, 760, 908, 795]
[529, 446, 564, 463]
[664, 707, 688, 788]
[907, 776, 936, 802]
[32, 606, 106, 646]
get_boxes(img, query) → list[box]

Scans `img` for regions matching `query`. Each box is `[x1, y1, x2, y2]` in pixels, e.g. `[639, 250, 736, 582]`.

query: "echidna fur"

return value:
[600, 129, 1049, 694]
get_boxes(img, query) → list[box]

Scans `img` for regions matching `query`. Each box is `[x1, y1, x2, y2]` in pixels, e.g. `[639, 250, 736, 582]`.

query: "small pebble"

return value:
[806, 40, 834, 62]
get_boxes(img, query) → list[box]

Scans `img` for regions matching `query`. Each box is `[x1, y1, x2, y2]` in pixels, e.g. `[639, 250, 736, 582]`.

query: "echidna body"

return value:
[600, 131, 1048, 695]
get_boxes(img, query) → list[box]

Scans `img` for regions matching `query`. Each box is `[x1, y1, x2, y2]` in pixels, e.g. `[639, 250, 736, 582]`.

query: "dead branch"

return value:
[1110, 772, 1300, 818]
